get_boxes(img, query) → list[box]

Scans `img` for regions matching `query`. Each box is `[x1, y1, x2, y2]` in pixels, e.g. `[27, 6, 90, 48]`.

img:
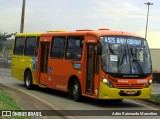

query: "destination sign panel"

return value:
[100, 37, 144, 46]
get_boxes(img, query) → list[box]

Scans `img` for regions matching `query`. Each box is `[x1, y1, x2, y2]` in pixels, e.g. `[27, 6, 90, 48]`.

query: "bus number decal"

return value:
[118, 80, 128, 83]
[56, 84, 67, 90]
[88, 40, 96, 43]
[137, 79, 147, 83]
[73, 63, 81, 70]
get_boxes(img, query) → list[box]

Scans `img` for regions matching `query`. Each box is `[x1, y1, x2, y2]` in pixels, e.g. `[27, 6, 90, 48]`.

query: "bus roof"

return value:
[41, 28, 143, 39]
[15, 32, 42, 37]
[15, 29, 143, 39]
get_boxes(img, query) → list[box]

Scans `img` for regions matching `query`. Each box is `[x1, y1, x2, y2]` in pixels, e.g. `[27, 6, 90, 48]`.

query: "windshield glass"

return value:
[100, 36, 152, 75]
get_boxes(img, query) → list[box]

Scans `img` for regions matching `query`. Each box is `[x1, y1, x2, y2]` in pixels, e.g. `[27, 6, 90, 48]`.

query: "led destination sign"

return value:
[100, 37, 143, 46]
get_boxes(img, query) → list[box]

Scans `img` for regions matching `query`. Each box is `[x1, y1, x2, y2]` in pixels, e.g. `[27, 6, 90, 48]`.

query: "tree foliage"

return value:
[0, 32, 16, 49]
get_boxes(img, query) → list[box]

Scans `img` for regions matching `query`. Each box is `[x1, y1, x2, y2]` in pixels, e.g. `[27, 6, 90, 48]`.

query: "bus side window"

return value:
[66, 36, 84, 61]
[50, 37, 65, 58]
[14, 37, 25, 55]
[24, 37, 38, 56]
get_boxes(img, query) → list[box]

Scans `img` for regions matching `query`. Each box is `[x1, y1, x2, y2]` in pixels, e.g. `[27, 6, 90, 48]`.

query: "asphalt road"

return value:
[0, 68, 160, 119]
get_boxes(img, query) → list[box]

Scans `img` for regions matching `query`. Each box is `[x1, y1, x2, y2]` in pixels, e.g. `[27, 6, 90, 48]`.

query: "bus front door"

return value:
[86, 44, 96, 95]
[39, 42, 50, 85]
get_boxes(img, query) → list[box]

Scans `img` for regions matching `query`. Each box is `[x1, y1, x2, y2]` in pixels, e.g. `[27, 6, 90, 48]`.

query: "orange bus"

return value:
[12, 28, 152, 101]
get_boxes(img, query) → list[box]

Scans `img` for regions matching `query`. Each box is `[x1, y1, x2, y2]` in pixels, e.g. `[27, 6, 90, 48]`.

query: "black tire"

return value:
[115, 99, 123, 102]
[110, 99, 123, 103]
[72, 79, 81, 102]
[24, 71, 33, 89]
[68, 82, 73, 99]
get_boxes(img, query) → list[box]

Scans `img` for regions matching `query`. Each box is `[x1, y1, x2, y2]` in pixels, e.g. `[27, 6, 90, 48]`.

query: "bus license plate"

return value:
[126, 91, 135, 95]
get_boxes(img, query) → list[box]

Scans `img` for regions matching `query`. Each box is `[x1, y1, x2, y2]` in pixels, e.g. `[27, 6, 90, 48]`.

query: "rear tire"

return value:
[72, 79, 81, 102]
[24, 71, 33, 89]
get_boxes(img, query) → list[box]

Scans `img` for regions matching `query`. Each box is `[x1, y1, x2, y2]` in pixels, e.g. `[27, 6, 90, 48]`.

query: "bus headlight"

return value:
[102, 76, 114, 88]
[149, 79, 152, 83]
[103, 78, 108, 84]
[146, 79, 152, 88]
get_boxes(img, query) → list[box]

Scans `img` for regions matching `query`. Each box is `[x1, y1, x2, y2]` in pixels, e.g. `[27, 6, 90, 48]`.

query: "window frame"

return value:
[65, 36, 84, 61]
[13, 37, 25, 55]
[50, 36, 66, 59]
[24, 36, 39, 56]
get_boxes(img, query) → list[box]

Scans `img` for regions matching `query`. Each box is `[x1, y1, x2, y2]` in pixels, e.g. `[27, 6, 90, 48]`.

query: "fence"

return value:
[0, 50, 12, 68]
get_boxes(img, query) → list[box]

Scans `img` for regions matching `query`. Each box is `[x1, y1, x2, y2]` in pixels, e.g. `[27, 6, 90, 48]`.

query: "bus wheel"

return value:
[110, 99, 123, 103]
[24, 71, 33, 90]
[72, 79, 81, 102]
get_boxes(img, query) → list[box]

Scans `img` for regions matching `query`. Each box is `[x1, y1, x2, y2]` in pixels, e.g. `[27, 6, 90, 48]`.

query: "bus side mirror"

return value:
[97, 44, 102, 55]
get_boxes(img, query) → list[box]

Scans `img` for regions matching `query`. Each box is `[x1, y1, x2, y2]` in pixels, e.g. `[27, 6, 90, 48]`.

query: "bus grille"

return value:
[115, 84, 144, 89]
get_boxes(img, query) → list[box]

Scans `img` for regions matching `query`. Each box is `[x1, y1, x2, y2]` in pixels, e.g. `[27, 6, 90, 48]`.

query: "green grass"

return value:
[150, 94, 160, 103]
[0, 89, 33, 119]
[0, 90, 21, 110]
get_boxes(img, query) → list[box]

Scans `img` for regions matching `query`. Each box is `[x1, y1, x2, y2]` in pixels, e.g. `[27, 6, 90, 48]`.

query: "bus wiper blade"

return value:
[118, 46, 127, 73]
[130, 47, 144, 74]
[132, 58, 144, 74]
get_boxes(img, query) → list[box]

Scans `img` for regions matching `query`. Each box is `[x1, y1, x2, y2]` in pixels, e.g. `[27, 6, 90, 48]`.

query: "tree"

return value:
[0, 32, 16, 50]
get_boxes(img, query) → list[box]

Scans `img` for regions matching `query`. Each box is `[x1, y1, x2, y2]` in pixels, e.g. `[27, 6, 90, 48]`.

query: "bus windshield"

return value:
[100, 36, 152, 77]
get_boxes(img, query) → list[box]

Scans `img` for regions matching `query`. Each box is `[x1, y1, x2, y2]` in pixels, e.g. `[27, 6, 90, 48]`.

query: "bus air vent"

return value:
[76, 29, 93, 31]
[47, 30, 66, 32]
[115, 84, 144, 89]
[98, 28, 110, 30]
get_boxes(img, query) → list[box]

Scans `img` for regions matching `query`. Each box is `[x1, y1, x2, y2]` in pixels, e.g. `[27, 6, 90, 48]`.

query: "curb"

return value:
[141, 99, 160, 106]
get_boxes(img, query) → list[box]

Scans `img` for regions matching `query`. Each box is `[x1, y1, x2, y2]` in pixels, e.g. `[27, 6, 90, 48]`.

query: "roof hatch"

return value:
[76, 29, 93, 31]
[98, 28, 110, 30]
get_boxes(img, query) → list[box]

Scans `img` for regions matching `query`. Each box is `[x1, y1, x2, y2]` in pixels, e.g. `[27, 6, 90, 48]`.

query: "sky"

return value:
[0, 0, 160, 48]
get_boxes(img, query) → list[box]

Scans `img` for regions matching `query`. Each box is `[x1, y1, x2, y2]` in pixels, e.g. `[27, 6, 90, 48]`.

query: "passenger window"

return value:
[66, 36, 84, 60]
[14, 37, 25, 55]
[50, 37, 65, 58]
[24, 37, 39, 56]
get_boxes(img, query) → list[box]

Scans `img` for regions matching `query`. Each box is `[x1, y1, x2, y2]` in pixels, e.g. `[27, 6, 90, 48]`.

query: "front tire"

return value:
[72, 79, 81, 102]
[24, 71, 33, 89]
[110, 99, 123, 103]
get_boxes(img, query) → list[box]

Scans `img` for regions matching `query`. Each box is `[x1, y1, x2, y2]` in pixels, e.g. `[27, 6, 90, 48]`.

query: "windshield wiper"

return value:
[108, 44, 114, 54]
[132, 59, 144, 74]
[130, 48, 144, 74]
[118, 46, 127, 73]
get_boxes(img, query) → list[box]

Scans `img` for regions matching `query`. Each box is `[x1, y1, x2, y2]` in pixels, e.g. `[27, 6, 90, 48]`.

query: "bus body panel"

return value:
[12, 55, 39, 85]
[12, 55, 31, 80]
[47, 59, 82, 92]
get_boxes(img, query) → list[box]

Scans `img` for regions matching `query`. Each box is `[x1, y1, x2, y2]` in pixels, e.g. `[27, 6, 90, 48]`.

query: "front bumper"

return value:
[98, 82, 152, 99]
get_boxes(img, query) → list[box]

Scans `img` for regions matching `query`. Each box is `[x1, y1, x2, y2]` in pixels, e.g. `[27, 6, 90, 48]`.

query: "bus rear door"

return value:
[38, 39, 50, 86]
